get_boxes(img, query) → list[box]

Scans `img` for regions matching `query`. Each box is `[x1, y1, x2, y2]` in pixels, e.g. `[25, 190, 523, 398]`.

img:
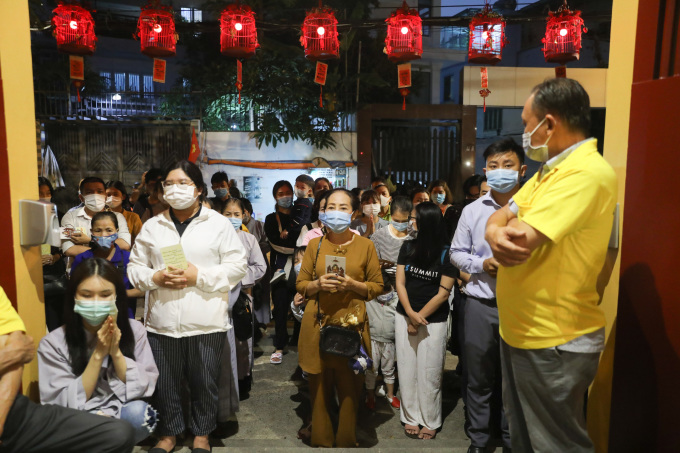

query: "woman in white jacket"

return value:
[218, 197, 267, 420]
[128, 160, 247, 453]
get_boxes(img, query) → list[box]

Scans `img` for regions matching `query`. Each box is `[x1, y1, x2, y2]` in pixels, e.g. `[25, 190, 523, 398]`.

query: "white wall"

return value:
[199, 132, 357, 221]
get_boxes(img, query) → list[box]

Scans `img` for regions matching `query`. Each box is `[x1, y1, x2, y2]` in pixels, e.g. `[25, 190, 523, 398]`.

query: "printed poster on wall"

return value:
[153, 58, 166, 83]
[398, 63, 412, 88]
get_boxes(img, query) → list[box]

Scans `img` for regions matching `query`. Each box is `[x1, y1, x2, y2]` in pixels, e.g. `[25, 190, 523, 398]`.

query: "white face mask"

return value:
[380, 195, 391, 208]
[294, 188, 308, 199]
[522, 117, 552, 162]
[164, 184, 198, 210]
[83, 194, 106, 213]
[106, 196, 122, 209]
[363, 203, 380, 217]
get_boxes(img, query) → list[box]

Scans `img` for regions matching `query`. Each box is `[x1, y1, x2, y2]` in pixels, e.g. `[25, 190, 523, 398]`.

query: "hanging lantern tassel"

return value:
[480, 66, 490, 112]
[314, 61, 328, 108]
[400, 88, 410, 110]
[73, 80, 84, 102]
[236, 60, 243, 105]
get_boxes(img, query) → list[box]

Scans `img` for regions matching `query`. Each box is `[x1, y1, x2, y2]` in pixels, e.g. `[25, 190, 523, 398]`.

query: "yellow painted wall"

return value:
[0, 2, 44, 398]
[587, 0, 639, 451]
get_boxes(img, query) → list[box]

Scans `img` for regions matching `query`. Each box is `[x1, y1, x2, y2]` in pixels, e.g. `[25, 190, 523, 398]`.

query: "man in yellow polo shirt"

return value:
[0, 286, 136, 452]
[485, 78, 617, 453]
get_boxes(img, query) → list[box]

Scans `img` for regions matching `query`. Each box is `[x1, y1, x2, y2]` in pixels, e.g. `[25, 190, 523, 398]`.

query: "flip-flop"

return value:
[418, 427, 437, 440]
[270, 352, 283, 364]
[404, 424, 420, 439]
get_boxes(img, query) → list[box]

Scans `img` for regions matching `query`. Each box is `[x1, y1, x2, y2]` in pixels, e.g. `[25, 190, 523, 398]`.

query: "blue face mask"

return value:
[74, 299, 117, 326]
[434, 193, 446, 205]
[93, 233, 118, 249]
[228, 217, 243, 231]
[318, 212, 327, 224]
[277, 196, 293, 209]
[214, 188, 229, 199]
[294, 263, 302, 275]
[324, 210, 352, 234]
[391, 220, 408, 232]
[486, 169, 519, 194]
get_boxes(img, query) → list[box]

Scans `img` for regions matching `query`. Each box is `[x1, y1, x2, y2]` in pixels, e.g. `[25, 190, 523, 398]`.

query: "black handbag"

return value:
[312, 236, 362, 358]
[232, 291, 253, 341]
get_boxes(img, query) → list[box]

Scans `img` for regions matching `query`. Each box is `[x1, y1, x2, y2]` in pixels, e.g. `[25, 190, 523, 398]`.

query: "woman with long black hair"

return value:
[37, 258, 159, 443]
[264, 180, 298, 364]
[395, 202, 457, 440]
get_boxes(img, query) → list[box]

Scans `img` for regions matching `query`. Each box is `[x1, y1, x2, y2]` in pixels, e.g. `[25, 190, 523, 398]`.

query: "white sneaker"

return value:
[375, 385, 386, 398]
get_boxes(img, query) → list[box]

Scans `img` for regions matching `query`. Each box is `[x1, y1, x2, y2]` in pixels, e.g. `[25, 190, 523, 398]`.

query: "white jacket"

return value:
[128, 208, 247, 337]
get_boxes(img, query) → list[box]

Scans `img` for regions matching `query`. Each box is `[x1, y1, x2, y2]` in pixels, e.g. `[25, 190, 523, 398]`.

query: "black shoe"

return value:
[463, 405, 471, 438]
[467, 446, 485, 453]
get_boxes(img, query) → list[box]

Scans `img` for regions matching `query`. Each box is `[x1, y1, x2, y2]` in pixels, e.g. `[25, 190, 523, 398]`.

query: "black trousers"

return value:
[148, 332, 226, 437]
[271, 283, 292, 350]
[0, 394, 136, 453]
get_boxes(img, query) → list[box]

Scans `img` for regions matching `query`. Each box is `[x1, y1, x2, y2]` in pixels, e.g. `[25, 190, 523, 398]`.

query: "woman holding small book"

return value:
[296, 188, 383, 448]
[128, 160, 247, 453]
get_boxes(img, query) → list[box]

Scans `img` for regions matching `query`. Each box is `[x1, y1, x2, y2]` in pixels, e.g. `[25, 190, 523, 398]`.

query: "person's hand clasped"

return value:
[333, 274, 357, 293]
[94, 317, 114, 360]
[407, 323, 419, 336]
[41, 254, 53, 266]
[483, 256, 501, 278]
[70, 231, 91, 246]
[487, 225, 531, 267]
[280, 230, 289, 240]
[318, 273, 341, 292]
[407, 310, 429, 328]
[293, 292, 305, 307]
[109, 319, 122, 358]
[153, 264, 193, 289]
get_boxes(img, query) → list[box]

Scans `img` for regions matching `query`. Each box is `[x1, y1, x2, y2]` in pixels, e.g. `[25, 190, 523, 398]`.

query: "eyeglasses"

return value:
[162, 180, 195, 189]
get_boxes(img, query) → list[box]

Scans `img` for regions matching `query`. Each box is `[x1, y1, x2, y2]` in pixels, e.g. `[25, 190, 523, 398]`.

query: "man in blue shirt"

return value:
[451, 138, 527, 453]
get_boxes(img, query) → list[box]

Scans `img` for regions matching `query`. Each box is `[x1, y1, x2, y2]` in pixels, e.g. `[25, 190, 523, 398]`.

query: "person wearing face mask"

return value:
[299, 191, 361, 248]
[264, 180, 299, 364]
[209, 171, 231, 214]
[313, 177, 333, 199]
[296, 188, 383, 448]
[370, 196, 414, 289]
[39, 177, 68, 331]
[485, 78, 617, 453]
[106, 181, 142, 245]
[61, 177, 132, 262]
[128, 160, 247, 453]
[450, 138, 527, 453]
[38, 258, 159, 444]
[219, 198, 266, 412]
[280, 174, 315, 240]
[351, 189, 389, 239]
[429, 179, 464, 242]
[373, 183, 392, 221]
[70, 212, 144, 319]
[133, 168, 165, 222]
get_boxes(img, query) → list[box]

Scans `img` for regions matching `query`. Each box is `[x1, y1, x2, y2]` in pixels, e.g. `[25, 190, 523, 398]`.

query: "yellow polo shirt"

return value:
[497, 139, 617, 349]
[0, 287, 26, 336]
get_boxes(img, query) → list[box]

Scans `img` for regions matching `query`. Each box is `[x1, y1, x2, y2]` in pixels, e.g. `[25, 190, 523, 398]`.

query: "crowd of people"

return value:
[0, 78, 617, 453]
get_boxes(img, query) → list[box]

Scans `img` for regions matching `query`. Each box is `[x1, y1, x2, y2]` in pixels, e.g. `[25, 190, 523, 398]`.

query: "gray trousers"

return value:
[500, 339, 599, 453]
[464, 296, 510, 447]
[0, 394, 136, 453]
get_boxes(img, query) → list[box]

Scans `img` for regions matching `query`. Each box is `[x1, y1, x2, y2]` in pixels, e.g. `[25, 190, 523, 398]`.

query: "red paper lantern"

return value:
[542, 1, 587, 65]
[51, 3, 97, 55]
[137, 4, 177, 58]
[220, 3, 259, 59]
[385, 1, 423, 63]
[468, 3, 507, 65]
[300, 5, 339, 61]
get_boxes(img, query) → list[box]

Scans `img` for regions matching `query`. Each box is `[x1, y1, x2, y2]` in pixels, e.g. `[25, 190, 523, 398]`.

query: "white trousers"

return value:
[365, 339, 396, 389]
[395, 313, 447, 431]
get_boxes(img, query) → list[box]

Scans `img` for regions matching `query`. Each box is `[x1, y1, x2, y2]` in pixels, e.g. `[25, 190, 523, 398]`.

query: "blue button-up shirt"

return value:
[450, 191, 501, 299]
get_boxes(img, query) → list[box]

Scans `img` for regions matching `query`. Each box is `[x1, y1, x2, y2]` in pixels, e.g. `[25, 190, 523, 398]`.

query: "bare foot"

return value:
[419, 427, 437, 440]
[405, 424, 420, 438]
[193, 434, 211, 450]
[153, 436, 176, 452]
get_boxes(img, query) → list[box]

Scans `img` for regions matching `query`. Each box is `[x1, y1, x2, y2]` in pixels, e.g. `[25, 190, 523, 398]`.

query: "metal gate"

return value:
[371, 120, 460, 187]
[44, 122, 191, 189]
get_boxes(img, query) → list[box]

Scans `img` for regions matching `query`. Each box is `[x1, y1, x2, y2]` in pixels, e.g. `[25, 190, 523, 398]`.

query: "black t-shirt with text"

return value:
[396, 242, 456, 323]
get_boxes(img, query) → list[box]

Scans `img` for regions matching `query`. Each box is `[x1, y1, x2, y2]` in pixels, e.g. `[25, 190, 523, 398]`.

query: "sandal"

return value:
[270, 352, 283, 364]
[297, 423, 312, 441]
[404, 424, 420, 439]
[418, 427, 437, 440]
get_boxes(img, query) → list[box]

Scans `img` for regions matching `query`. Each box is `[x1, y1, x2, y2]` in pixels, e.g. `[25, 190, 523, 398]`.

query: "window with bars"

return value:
[483, 108, 503, 133]
[418, 0, 431, 37]
[114, 73, 125, 91]
[128, 74, 140, 92]
[143, 75, 154, 93]
[180, 7, 202, 23]
[99, 72, 112, 90]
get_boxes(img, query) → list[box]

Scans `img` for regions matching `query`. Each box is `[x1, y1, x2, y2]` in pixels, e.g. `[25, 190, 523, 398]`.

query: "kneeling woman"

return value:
[37, 258, 159, 443]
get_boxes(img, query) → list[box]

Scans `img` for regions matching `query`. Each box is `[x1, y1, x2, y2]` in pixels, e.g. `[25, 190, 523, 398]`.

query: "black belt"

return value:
[465, 294, 497, 307]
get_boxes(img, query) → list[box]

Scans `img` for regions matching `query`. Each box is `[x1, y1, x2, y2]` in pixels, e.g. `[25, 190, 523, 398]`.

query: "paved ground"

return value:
[133, 324, 505, 452]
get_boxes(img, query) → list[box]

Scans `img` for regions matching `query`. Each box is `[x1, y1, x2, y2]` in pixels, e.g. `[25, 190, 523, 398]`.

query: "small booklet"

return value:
[40, 244, 51, 256]
[325, 255, 346, 278]
[160, 244, 188, 271]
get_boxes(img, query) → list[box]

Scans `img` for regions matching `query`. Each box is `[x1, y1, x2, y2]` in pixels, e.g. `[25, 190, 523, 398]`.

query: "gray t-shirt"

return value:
[350, 217, 389, 238]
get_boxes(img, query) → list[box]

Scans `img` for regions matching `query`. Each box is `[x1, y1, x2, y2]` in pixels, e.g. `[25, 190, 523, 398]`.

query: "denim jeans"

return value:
[120, 400, 158, 443]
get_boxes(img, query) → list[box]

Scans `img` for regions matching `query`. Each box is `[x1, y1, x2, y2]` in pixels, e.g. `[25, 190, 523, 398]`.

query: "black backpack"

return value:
[232, 291, 253, 341]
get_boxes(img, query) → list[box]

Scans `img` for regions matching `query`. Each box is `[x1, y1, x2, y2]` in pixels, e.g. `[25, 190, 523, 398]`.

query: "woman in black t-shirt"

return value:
[395, 202, 457, 440]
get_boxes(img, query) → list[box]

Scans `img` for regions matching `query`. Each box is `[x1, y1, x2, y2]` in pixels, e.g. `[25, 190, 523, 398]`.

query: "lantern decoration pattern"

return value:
[542, 1, 587, 65]
[384, 2, 423, 63]
[136, 2, 178, 58]
[220, 3, 259, 59]
[300, 5, 340, 61]
[51, 2, 97, 55]
[468, 3, 508, 65]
